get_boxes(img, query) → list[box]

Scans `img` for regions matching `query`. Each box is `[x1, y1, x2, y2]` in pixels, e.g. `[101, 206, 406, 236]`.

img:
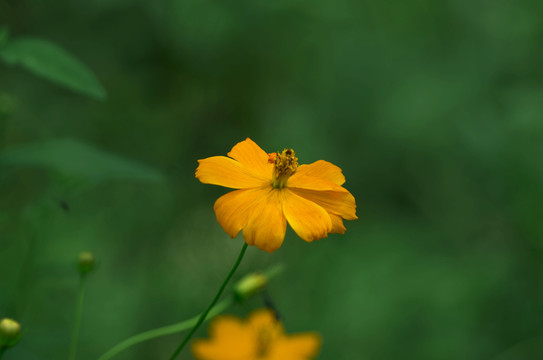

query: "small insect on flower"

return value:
[191, 308, 321, 360]
[195, 138, 357, 252]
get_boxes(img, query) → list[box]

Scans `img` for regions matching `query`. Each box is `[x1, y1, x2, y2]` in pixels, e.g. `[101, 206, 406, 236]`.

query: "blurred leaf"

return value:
[0, 92, 18, 116]
[0, 27, 8, 48]
[493, 336, 543, 360]
[0, 38, 106, 100]
[0, 139, 163, 182]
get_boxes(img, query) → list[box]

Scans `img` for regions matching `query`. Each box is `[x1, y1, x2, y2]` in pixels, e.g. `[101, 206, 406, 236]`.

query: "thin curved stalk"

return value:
[97, 298, 233, 360]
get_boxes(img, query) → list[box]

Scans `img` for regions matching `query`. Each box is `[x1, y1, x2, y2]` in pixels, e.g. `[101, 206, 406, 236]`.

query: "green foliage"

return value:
[0, 139, 163, 182]
[0, 38, 106, 100]
[1, 0, 543, 359]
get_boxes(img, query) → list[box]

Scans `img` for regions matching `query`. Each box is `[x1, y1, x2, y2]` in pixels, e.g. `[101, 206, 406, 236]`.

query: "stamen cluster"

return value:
[256, 327, 274, 357]
[270, 149, 298, 188]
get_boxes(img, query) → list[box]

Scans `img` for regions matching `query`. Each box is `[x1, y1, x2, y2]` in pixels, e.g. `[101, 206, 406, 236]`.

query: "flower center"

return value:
[269, 149, 298, 189]
[256, 327, 274, 358]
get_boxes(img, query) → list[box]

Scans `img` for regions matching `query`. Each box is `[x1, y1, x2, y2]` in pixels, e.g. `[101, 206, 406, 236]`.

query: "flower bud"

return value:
[234, 273, 268, 302]
[0, 318, 21, 348]
[77, 251, 95, 275]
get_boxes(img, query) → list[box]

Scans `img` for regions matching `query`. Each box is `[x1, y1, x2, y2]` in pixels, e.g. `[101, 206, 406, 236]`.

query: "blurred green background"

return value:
[1, 0, 543, 359]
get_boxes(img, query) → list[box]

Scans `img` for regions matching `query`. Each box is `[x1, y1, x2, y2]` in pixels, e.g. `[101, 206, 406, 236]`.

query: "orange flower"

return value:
[195, 138, 357, 252]
[192, 309, 321, 360]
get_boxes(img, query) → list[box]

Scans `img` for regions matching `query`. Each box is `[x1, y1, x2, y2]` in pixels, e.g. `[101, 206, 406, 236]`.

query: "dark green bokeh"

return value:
[1, 0, 543, 359]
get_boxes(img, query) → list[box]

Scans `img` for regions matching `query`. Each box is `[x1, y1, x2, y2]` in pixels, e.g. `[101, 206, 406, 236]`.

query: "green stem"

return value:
[168, 243, 249, 360]
[97, 297, 233, 360]
[69, 275, 87, 360]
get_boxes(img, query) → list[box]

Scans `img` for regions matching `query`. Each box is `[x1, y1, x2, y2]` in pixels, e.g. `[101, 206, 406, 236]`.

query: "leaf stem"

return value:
[97, 297, 233, 360]
[68, 274, 87, 360]
[168, 243, 249, 360]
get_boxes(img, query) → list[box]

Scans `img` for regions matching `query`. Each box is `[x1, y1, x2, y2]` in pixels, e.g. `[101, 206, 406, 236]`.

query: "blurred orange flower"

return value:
[192, 309, 321, 360]
[196, 138, 357, 252]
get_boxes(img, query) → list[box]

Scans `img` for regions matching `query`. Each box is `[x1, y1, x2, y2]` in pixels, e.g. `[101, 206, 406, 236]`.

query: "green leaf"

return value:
[0, 139, 163, 182]
[0, 38, 107, 100]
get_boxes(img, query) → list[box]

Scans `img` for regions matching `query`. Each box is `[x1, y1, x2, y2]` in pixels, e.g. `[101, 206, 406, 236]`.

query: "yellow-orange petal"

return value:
[295, 160, 345, 185]
[227, 138, 273, 180]
[214, 188, 268, 238]
[288, 188, 357, 221]
[329, 214, 346, 234]
[247, 309, 282, 333]
[269, 333, 322, 360]
[242, 189, 286, 252]
[208, 315, 249, 339]
[192, 338, 254, 360]
[287, 173, 348, 193]
[192, 316, 254, 360]
[281, 189, 332, 242]
[196, 156, 268, 189]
